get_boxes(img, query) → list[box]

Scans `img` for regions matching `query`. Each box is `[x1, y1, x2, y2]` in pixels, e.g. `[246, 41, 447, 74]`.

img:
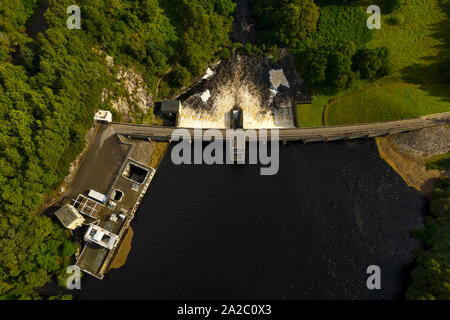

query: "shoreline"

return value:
[108, 227, 134, 270]
[376, 136, 446, 200]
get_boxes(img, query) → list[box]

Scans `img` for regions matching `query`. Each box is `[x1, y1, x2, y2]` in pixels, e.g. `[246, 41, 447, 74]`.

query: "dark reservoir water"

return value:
[79, 139, 426, 300]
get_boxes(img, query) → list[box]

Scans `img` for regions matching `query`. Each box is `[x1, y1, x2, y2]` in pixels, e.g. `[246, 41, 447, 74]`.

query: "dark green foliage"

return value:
[168, 64, 191, 88]
[407, 178, 450, 300]
[297, 41, 367, 88]
[251, 1, 371, 51]
[250, 0, 387, 90]
[380, 0, 401, 14]
[303, 4, 372, 49]
[438, 58, 450, 84]
[243, 43, 264, 56]
[72, 0, 234, 96]
[0, 0, 108, 299]
[352, 47, 390, 80]
[327, 52, 357, 88]
[426, 153, 450, 171]
[339, 0, 400, 14]
[250, 0, 320, 48]
[0, 214, 76, 299]
[297, 47, 329, 84]
[17, 42, 40, 74]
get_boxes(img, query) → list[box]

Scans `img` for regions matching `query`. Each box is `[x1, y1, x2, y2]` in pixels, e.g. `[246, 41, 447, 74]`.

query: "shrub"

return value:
[427, 153, 450, 171]
[381, 0, 401, 14]
[305, 4, 372, 49]
[168, 64, 191, 88]
[352, 47, 390, 80]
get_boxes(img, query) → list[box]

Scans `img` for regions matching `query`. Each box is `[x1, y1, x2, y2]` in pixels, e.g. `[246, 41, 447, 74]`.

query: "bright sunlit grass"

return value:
[298, 0, 450, 126]
[324, 85, 450, 125]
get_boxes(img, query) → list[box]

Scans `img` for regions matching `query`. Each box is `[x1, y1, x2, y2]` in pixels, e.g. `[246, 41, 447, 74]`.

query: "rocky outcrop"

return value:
[101, 55, 153, 122]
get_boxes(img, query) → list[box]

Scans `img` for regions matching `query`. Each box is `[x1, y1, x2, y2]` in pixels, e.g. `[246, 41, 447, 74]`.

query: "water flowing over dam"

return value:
[177, 55, 298, 129]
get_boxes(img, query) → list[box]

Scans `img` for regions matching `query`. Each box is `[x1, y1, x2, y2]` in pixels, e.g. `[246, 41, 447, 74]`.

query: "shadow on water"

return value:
[74, 139, 427, 300]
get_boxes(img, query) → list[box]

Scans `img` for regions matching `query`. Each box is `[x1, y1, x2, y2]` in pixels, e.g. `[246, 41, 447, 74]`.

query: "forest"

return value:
[407, 174, 450, 300]
[0, 0, 234, 299]
[248, 0, 391, 89]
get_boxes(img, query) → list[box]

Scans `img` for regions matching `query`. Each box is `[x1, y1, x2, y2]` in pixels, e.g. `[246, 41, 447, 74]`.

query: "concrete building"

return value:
[54, 204, 85, 230]
[160, 100, 181, 118]
[84, 225, 120, 250]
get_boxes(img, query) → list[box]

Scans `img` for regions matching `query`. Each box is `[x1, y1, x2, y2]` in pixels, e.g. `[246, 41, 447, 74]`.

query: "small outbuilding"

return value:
[94, 110, 113, 123]
[84, 225, 120, 249]
[160, 100, 181, 118]
[55, 204, 85, 230]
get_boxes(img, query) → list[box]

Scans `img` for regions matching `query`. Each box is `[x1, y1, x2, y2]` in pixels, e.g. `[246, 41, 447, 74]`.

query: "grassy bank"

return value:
[298, 0, 450, 126]
[297, 102, 324, 127]
[325, 85, 450, 125]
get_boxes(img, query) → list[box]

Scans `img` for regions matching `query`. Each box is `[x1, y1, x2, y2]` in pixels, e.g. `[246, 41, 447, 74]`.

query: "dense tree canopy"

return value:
[407, 177, 450, 300]
[249, 0, 388, 90]
[251, 0, 320, 47]
[0, 0, 234, 299]
[297, 41, 389, 88]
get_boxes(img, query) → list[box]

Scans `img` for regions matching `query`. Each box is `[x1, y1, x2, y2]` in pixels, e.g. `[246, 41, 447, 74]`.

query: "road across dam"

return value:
[109, 112, 450, 143]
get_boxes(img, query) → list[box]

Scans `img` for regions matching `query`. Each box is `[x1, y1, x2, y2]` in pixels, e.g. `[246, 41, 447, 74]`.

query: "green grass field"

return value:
[324, 85, 450, 125]
[365, 0, 448, 82]
[298, 0, 450, 126]
[297, 102, 324, 127]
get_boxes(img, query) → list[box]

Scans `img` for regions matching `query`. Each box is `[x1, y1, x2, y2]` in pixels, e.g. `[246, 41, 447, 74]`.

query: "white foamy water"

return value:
[202, 68, 215, 80]
[269, 69, 290, 89]
[200, 89, 211, 103]
[178, 85, 293, 129]
[178, 57, 295, 129]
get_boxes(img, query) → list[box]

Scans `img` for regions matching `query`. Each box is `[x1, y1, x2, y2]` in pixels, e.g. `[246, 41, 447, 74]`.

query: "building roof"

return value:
[161, 100, 181, 114]
[84, 225, 119, 249]
[94, 110, 113, 123]
[55, 204, 85, 229]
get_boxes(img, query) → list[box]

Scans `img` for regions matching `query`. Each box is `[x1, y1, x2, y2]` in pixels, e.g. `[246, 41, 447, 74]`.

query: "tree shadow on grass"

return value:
[399, 10, 450, 103]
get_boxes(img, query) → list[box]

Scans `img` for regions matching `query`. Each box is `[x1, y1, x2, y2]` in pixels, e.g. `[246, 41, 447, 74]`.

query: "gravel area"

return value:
[388, 125, 450, 158]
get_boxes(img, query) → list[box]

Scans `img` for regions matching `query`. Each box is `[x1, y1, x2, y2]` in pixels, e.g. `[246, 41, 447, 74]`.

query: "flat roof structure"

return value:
[94, 110, 113, 123]
[54, 204, 85, 230]
[84, 225, 119, 249]
[76, 242, 109, 277]
[64, 125, 132, 199]
[161, 100, 181, 115]
[70, 124, 157, 279]
[72, 194, 104, 219]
